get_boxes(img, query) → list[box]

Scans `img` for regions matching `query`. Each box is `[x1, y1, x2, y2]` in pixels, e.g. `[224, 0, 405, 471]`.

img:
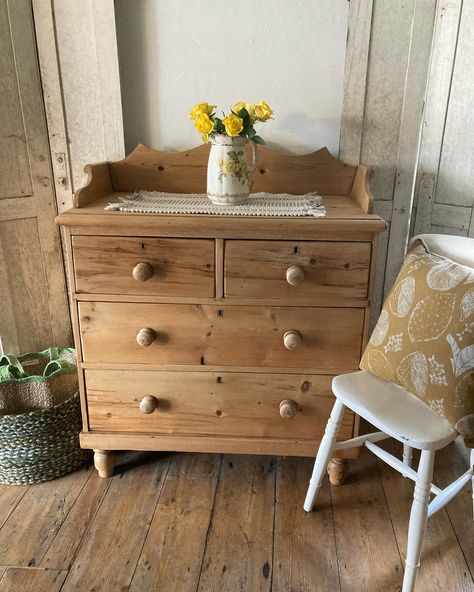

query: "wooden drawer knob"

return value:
[283, 330, 302, 350]
[139, 395, 158, 414]
[133, 262, 154, 282]
[286, 265, 305, 286]
[279, 399, 297, 419]
[136, 327, 156, 347]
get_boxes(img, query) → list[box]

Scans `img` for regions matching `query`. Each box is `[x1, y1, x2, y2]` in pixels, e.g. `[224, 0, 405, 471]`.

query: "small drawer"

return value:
[72, 236, 215, 297]
[224, 240, 371, 302]
[86, 369, 354, 440]
[79, 302, 364, 371]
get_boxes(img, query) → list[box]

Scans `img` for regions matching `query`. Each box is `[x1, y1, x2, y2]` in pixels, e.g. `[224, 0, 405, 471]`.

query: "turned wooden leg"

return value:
[304, 399, 345, 511]
[402, 449, 435, 592]
[403, 443, 413, 471]
[327, 458, 349, 486]
[93, 449, 116, 478]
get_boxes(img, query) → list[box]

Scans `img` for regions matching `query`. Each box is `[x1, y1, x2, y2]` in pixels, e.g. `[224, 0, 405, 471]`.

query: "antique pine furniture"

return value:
[56, 143, 386, 481]
[303, 234, 474, 592]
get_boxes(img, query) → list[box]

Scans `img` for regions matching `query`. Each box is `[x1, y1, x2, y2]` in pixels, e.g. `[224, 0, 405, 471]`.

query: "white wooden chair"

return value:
[304, 234, 474, 592]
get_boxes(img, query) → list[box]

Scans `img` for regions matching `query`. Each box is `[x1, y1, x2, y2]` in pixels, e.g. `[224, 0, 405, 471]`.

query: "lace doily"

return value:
[105, 191, 326, 217]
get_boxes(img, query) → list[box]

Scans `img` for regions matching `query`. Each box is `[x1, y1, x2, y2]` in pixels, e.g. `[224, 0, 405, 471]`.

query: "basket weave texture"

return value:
[0, 348, 90, 485]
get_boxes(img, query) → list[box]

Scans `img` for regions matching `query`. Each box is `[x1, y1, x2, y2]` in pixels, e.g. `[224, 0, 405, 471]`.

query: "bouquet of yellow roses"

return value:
[189, 101, 273, 144]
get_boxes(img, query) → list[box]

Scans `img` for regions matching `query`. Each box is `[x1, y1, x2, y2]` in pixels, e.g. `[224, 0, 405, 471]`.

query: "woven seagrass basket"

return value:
[0, 348, 90, 485]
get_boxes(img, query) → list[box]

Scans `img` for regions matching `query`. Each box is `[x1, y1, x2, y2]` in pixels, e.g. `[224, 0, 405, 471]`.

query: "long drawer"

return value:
[72, 236, 215, 297]
[79, 302, 365, 370]
[85, 370, 354, 440]
[224, 240, 371, 302]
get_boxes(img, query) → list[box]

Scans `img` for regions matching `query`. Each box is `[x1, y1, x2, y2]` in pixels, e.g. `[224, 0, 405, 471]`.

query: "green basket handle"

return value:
[0, 363, 24, 381]
[0, 354, 24, 376]
[0, 348, 76, 381]
[43, 360, 62, 377]
[48, 347, 60, 361]
[43, 348, 73, 377]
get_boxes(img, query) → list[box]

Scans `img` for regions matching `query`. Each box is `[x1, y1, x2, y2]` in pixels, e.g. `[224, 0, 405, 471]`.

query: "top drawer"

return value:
[224, 240, 371, 302]
[72, 236, 215, 297]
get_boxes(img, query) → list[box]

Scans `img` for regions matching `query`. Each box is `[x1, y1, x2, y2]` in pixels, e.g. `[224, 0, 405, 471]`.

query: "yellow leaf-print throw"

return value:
[360, 240, 474, 447]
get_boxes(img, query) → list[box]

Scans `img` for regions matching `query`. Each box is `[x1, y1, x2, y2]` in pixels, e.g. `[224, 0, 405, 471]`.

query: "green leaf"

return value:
[237, 108, 250, 127]
[252, 135, 265, 145]
[213, 117, 225, 134]
[246, 127, 257, 138]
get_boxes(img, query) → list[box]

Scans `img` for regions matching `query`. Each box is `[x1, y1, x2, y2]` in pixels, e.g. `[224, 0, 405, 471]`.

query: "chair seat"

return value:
[332, 371, 457, 450]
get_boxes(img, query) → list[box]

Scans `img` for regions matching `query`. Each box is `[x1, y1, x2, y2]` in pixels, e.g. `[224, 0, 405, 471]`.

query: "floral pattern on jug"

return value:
[207, 135, 257, 205]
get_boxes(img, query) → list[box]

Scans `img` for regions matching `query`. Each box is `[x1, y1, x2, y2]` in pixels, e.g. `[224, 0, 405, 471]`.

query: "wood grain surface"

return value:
[78, 302, 365, 370]
[85, 369, 355, 440]
[1, 444, 470, 591]
[73, 235, 215, 297]
[106, 144, 359, 198]
[224, 239, 371, 301]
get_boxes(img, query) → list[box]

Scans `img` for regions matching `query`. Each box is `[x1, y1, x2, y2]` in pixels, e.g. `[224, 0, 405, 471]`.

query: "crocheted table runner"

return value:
[105, 191, 326, 217]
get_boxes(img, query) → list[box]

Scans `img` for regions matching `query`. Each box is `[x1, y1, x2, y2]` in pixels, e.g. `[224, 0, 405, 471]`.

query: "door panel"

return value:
[0, 0, 32, 199]
[413, 0, 474, 238]
[0, 0, 70, 353]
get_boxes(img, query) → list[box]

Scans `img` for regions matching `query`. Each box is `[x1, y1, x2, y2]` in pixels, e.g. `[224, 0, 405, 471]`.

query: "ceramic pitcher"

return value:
[207, 134, 258, 205]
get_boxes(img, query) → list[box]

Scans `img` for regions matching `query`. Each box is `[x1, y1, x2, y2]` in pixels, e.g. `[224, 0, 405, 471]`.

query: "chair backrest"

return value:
[409, 233, 474, 268]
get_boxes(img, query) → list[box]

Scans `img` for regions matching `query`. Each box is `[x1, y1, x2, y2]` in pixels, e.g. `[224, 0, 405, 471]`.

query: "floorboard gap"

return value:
[195, 454, 223, 592]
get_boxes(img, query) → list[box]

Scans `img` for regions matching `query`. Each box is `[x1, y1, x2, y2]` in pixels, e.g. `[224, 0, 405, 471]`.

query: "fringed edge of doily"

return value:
[105, 191, 326, 217]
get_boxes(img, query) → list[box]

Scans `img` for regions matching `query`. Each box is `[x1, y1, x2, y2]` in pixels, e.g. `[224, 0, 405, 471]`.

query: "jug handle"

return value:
[248, 141, 259, 190]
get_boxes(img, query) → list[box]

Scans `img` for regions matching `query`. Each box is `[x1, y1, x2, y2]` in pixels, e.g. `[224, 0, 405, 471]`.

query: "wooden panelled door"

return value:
[413, 0, 474, 239]
[0, 0, 70, 353]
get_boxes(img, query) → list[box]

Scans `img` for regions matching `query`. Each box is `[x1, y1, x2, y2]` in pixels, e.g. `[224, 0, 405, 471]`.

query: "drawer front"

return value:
[86, 370, 354, 440]
[224, 240, 371, 302]
[72, 236, 215, 297]
[79, 302, 364, 370]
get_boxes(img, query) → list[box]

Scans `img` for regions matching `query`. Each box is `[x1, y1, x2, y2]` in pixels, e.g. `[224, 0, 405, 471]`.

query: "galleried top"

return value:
[71, 143, 376, 216]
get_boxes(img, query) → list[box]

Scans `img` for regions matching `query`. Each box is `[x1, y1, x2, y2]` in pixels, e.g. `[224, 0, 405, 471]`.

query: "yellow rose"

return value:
[189, 102, 216, 120]
[222, 113, 244, 137]
[194, 113, 214, 135]
[246, 103, 256, 120]
[233, 101, 246, 113]
[233, 101, 255, 120]
[254, 100, 273, 121]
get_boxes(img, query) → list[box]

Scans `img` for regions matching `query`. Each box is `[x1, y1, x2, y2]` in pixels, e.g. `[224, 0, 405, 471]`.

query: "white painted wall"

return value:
[115, 0, 349, 155]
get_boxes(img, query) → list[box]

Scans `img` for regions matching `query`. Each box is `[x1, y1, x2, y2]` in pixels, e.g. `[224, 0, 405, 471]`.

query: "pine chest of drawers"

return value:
[57, 144, 386, 479]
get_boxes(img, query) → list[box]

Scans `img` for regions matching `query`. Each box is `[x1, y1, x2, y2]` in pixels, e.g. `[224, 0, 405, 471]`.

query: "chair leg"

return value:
[303, 399, 345, 512]
[403, 444, 413, 474]
[402, 449, 435, 592]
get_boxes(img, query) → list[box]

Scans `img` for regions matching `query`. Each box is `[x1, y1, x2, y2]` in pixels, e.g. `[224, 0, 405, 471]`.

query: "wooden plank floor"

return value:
[0, 440, 472, 592]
